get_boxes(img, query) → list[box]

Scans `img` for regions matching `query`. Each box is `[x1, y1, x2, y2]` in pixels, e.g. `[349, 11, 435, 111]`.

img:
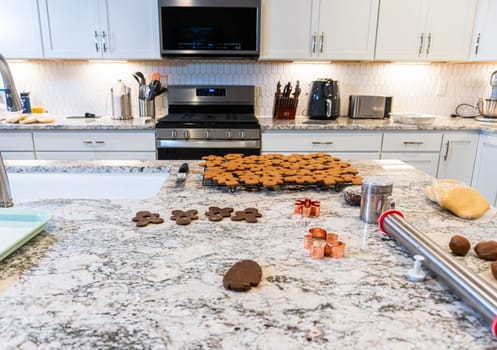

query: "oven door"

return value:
[156, 139, 260, 160]
[159, 0, 260, 58]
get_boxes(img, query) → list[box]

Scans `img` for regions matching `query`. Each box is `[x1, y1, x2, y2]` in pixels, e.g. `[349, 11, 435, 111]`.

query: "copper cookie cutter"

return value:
[294, 198, 320, 217]
[305, 227, 345, 259]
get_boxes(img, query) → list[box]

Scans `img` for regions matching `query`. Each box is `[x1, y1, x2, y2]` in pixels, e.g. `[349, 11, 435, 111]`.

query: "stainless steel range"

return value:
[155, 85, 261, 160]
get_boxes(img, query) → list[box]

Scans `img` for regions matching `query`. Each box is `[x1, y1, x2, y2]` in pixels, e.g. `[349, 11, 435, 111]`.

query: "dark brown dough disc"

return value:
[223, 259, 262, 292]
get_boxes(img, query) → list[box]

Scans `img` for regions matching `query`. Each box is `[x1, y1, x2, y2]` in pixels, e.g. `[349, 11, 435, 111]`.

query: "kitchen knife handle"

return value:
[403, 141, 424, 145]
[94, 30, 100, 52]
[418, 32, 424, 55]
[474, 33, 481, 56]
[312, 32, 318, 53]
[319, 32, 324, 53]
[425, 33, 432, 55]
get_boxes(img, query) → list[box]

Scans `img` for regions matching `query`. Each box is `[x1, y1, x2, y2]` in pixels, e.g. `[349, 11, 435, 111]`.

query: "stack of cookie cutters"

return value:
[304, 228, 345, 259]
[294, 198, 320, 217]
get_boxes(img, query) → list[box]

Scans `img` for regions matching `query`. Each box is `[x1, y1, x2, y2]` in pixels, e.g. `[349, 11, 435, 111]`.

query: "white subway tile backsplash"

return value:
[4, 60, 497, 118]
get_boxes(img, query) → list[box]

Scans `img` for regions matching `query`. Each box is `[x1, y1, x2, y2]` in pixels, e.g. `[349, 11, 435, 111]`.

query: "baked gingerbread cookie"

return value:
[132, 211, 164, 227]
[223, 259, 262, 292]
[170, 209, 199, 225]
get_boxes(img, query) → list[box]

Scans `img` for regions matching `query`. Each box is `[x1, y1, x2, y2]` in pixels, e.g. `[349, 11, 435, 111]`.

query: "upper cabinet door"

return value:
[39, 0, 159, 59]
[39, 0, 100, 59]
[101, 0, 160, 59]
[424, 0, 476, 61]
[320, 0, 379, 60]
[375, 0, 428, 61]
[471, 0, 497, 61]
[0, 0, 44, 58]
[260, 0, 314, 60]
[376, 0, 476, 61]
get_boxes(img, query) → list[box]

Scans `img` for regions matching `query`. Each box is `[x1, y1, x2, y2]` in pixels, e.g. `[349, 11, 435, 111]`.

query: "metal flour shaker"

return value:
[360, 176, 394, 224]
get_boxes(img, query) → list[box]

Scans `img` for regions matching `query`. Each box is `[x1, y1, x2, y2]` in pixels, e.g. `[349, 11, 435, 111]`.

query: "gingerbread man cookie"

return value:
[132, 211, 164, 227]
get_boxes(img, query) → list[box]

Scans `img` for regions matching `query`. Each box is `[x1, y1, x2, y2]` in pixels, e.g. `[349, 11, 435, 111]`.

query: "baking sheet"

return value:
[0, 208, 51, 262]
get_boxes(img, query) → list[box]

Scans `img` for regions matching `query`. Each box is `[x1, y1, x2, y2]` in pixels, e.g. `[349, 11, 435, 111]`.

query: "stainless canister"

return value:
[111, 87, 132, 120]
[360, 176, 394, 224]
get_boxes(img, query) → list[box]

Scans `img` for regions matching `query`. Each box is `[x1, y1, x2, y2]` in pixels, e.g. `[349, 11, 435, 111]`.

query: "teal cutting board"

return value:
[0, 208, 51, 262]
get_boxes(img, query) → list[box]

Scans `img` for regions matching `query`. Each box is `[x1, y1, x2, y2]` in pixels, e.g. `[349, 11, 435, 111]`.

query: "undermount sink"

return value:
[7, 172, 169, 200]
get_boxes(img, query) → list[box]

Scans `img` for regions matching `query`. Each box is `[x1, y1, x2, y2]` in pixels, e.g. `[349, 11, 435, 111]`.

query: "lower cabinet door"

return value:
[472, 134, 497, 206]
[381, 152, 440, 177]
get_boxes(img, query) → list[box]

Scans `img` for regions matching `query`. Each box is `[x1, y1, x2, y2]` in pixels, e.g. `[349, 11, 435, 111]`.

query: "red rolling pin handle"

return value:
[378, 209, 404, 234]
[493, 316, 497, 337]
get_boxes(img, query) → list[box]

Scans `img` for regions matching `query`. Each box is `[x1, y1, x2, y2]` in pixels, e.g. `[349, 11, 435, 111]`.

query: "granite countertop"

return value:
[0, 114, 156, 130]
[1, 159, 496, 349]
[3, 113, 497, 133]
[260, 115, 497, 132]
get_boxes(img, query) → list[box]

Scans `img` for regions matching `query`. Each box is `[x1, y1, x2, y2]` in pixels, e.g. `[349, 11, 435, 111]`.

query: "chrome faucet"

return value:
[0, 52, 22, 112]
[0, 153, 13, 207]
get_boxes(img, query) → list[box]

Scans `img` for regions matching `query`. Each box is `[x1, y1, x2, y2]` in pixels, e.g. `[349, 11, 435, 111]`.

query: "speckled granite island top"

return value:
[1, 160, 497, 349]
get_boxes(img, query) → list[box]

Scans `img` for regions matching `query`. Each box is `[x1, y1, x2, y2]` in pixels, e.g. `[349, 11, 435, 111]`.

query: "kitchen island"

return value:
[1, 159, 497, 349]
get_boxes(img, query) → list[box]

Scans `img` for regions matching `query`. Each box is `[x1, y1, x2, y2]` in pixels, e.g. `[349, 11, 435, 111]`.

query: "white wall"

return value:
[4, 60, 497, 118]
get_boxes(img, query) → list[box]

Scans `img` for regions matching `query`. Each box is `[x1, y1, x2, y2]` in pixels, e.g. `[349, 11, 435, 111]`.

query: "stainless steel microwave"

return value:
[159, 0, 261, 58]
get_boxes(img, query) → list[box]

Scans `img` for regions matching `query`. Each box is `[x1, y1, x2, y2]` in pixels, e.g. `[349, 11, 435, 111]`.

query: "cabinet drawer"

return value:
[262, 132, 382, 152]
[33, 131, 155, 151]
[0, 132, 33, 151]
[382, 132, 442, 152]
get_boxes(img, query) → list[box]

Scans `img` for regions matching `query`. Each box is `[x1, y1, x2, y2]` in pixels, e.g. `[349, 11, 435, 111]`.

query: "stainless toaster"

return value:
[348, 95, 393, 119]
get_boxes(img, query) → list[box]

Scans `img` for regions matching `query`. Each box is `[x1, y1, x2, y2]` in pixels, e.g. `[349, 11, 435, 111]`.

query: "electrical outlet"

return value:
[436, 80, 448, 96]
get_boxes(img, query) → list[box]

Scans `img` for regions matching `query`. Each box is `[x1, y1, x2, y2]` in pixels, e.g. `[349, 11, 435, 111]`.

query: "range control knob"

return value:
[239, 129, 245, 139]
[171, 130, 178, 139]
[226, 130, 232, 139]
[183, 130, 189, 139]
[204, 130, 211, 139]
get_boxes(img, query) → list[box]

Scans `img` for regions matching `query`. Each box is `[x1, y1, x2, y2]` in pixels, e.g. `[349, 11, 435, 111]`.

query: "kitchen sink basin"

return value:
[7, 172, 169, 200]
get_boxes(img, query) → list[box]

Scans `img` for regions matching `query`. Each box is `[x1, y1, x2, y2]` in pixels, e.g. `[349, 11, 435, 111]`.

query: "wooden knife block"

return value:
[273, 96, 298, 119]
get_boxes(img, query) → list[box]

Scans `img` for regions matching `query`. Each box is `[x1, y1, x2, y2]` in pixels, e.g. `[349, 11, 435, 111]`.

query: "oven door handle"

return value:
[157, 140, 261, 148]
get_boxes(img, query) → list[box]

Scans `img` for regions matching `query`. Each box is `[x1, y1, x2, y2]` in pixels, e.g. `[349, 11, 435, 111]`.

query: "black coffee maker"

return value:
[307, 79, 340, 120]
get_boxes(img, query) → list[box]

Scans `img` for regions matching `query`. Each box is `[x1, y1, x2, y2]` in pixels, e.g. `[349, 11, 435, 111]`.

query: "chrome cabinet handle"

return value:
[94, 30, 100, 52]
[475, 33, 481, 55]
[94, 141, 105, 144]
[403, 141, 424, 145]
[83, 140, 93, 144]
[443, 141, 450, 161]
[418, 33, 424, 55]
[312, 32, 318, 53]
[101, 31, 108, 52]
[312, 141, 333, 145]
[425, 33, 432, 55]
[319, 32, 324, 53]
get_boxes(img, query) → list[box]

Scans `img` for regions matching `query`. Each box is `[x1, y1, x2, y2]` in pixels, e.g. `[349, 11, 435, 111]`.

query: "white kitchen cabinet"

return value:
[437, 132, 479, 184]
[260, 0, 379, 60]
[381, 132, 442, 176]
[472, 133, 497, 206]
[470, 0, 497, 61]
[39, 0, 159, 59]
[261, 131, 382, 158]
[375, 0, 476, 61]
[33, 130, 156, 160]
[0, 0, 44, 59]
[0, 132, 35, 159]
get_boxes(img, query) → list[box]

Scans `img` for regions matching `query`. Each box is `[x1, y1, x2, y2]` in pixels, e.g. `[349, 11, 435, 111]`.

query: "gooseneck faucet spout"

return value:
[0, 52, 22, 112]
[0, 153, 13, 207]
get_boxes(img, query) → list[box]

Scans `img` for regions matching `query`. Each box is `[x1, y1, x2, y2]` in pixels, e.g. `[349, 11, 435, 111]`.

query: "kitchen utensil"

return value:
[360, 176, 394, 224]
[176, 162, 189, 183]
[66, 113, 101, 119]
[478, 98, 497, 118]
[147, 80, 161, 100]
[308, 79, 340, 120]
[111, 80, 132, 120]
